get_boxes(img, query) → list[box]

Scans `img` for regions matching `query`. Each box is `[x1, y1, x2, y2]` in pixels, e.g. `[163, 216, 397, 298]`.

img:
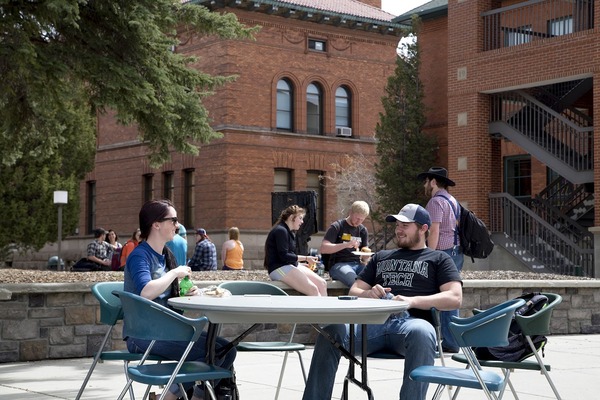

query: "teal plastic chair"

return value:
[218, 281, 307, 400]
[113, 290, 233, 400]
[76, 282, 165, 400]
[410, 298, 526, 400]
[451, 293, 563, 399]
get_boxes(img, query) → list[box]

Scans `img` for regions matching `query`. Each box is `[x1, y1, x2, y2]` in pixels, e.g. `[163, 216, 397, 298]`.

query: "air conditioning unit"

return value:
[336, 127, 352, 137]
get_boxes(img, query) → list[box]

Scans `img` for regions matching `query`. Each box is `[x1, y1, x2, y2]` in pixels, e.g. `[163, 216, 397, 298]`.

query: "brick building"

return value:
[396, 0, 599, 277]
[78, 0, 404, 268]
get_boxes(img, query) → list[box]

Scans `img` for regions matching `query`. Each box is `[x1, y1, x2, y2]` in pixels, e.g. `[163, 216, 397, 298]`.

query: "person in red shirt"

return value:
[119, 229, 141, 270]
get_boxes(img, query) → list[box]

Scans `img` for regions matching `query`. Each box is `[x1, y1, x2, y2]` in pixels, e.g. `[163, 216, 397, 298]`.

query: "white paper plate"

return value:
[352, 251, 373, 256]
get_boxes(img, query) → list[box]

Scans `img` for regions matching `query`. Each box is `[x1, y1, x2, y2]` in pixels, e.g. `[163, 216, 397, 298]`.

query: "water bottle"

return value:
[179, 276, 193, 296]
[316, 256, 325, 277]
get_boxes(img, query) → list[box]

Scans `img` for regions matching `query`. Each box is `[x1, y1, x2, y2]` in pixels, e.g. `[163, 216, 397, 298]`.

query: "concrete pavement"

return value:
[1, 334, 599, 399]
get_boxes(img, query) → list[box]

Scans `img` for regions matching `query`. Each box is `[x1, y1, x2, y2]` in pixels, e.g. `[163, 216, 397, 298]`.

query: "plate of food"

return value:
[352, 247, 373, 257]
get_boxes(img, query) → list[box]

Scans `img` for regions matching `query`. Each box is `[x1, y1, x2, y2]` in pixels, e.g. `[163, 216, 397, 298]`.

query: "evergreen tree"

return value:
[0, 1, 256, 253]
[375, 22, 438, 218]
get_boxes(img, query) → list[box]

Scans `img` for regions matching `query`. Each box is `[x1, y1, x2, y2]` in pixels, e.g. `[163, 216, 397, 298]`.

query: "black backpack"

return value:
[436, 195, 494, 262]
[474, 293, 549, 362]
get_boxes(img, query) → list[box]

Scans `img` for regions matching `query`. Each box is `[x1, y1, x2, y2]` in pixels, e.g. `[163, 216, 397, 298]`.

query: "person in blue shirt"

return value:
[124, 199, 235, 400]
[165, 224, 188, 266]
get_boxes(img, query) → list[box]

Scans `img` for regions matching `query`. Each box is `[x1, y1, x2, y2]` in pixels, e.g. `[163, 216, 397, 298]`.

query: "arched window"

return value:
[335, 86, 351, 128]
[306, 83, 322, 135]
[276, 79, 293, 130]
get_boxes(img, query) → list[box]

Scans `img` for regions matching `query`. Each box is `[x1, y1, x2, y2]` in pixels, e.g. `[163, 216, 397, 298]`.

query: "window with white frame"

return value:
[308, 39, 327, 52]
[306, 83, 322, 135]
[335, 86, 351, 128]
[504, 25, 532, 47]
[276, 79, 293, 130]
[548, 16, 573, 36]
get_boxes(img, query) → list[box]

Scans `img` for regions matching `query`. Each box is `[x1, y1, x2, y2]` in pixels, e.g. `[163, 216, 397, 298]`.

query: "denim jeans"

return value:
[328, 261, 365, 288]
[440, 246, 464, 350]
[302, 312, 436, 400]
[127, 333, 236, 398]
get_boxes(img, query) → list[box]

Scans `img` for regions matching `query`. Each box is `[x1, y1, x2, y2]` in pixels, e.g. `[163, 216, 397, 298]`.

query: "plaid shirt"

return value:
[188, 239, 217, 271]
[86, 240, 113, 262]
[426, 189, 460, 251]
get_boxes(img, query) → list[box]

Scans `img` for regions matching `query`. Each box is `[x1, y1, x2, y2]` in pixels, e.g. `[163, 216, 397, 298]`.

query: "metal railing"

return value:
[490, 91, 594, 172]
[528, 81, 593, 128]
[536, 176, 591, 213]
[490, 192, 593, 277]
[482, 0, 594, 51]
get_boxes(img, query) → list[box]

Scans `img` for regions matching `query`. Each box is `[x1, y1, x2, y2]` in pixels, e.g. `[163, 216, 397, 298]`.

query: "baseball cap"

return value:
[385, 204, 431, 227]
[178, 225, 187, 237]
[196, 228, 207, 236]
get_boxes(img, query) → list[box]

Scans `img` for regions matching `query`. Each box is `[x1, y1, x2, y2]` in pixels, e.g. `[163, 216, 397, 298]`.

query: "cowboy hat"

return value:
[417, 167, 455, 186]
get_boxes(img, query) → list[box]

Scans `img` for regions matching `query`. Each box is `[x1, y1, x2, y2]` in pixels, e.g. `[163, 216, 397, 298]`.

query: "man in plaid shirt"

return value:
[418, 167, 463, 353]
[86, 228, 113, 270]
[188, 228, 217, 271]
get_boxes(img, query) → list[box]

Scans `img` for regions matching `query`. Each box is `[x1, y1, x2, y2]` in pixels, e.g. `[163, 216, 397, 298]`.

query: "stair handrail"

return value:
[528, 86, 593, 128]
[536, 176, 590, 213]
[492, 91, 593, 173]
[530, 196, 592, 245]
[515, 90, 593, 133]
[489, 192, 593, 276]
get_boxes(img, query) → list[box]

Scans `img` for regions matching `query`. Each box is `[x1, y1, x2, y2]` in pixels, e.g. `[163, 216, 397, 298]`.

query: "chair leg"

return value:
[295, 350, 307, 383]
[435, 326, 454, 400]
[503, 373, 519, 400]
[122, 361, 137, 400]
[526, 337, 562, 400]
[204, 381, 218, 400]
[75, 326, 112, 400]
[117, 378, 135, 400]
[431, 384, 447, 400]
[274, 351, 290, 400]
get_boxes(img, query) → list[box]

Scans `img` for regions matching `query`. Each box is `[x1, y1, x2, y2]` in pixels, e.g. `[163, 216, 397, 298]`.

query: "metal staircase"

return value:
[490, 90, 593, 184]
[488, 79, 594, 276]
[489, 193, 593, 277]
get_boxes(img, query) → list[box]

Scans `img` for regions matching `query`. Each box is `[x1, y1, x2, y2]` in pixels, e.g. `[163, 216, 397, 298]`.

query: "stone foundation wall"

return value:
[1, 280, 599, 363]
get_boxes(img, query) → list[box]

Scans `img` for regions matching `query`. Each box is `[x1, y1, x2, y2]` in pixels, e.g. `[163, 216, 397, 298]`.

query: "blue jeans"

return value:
[127, 333, 236, 397]
[440, 246, 464, 350]
[302, 312, 436, 400]
[328, 261, 364, 287]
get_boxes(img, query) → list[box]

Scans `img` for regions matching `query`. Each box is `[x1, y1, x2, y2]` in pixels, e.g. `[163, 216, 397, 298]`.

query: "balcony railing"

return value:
[482, 0, 594, 51]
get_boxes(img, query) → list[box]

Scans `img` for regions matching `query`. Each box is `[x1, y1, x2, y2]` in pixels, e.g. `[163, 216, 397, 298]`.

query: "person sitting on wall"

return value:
[264, 205, 328, 296]
[188, 228, 217, 271]
[72, 228, 113, 271]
